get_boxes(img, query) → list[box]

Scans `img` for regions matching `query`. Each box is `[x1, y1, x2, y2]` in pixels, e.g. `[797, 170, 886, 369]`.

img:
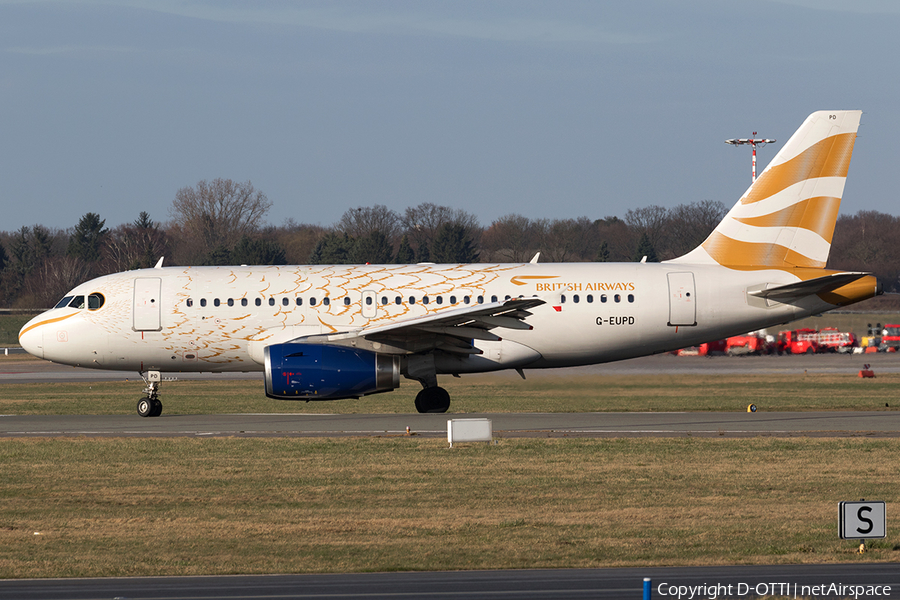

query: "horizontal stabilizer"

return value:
[749, 272, 871, 300]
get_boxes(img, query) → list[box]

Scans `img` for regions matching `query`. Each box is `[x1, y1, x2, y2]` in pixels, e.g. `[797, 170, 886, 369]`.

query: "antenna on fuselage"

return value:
[154, 257, 165, 269]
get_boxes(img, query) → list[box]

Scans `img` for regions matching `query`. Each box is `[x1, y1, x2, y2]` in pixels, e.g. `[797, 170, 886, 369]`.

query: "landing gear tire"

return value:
[137, 397, 153, 418]
[414, 386, 451, 414]
[137, 397, 163, 417]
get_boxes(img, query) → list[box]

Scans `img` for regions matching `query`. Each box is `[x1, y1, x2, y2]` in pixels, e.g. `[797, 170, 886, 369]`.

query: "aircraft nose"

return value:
[18, 318, 44, 359]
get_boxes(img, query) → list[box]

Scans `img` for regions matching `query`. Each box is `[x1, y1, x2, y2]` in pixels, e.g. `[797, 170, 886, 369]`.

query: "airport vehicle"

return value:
[676, 340, 727, 357]
[880, 324, 900, 351]
[725, 333, 769, 356]
[777, 328, 820, 354]
[815, 327, 858, 353]
[18, 111, 882, 416]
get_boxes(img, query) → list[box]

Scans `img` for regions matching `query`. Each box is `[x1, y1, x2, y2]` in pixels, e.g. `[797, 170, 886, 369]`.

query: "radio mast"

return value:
[725, 132, 776, 182]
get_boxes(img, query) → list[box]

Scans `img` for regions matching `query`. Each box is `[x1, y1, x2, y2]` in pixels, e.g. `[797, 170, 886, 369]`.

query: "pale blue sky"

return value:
[2, 1, 898, 232]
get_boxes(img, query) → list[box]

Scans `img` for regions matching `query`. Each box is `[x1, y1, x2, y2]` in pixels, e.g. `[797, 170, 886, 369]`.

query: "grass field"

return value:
[1, 437, 898, 578]
[2, 327, 899, 580]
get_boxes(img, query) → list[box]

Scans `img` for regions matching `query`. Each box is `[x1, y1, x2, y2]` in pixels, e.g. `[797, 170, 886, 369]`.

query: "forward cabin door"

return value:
[667, 272, 697, 327]
[133, 277, 162, 331]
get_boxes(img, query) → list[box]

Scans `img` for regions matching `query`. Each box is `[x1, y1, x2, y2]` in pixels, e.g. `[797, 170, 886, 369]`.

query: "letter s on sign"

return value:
[857, 506, 874, 534]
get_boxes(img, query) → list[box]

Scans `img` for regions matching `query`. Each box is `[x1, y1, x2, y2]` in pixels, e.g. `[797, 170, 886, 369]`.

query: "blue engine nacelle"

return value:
[264, 343, 400, 400]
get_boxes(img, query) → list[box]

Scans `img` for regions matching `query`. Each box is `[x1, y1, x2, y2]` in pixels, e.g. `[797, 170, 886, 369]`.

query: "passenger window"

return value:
[310, 298, 317, 306]
[295, 298, 302, 306]
[200, 298, 207, 307]
[561, 295, 566, 304]
[587, 294, 593, 303]
[282, 297, 289, 306]
[214, 298, 221, 307]
[395, 296, 402, 305]
[628, 294, 635, 303]
[436, 296, 443, 305]
[423, 296, 430, 305]
[614, 294, 621, 303]
[268, 298, 275, 306]
[601, 294, 607, 303]
[323, 297, 330, 306]
[477, 296, 484, 304]
[366, 297, 373, 306]
[463, 296, 470, 304]
[491, 295, 498, 303]
[381, 297, 388, 305]
[255, 298, 262, 307]
[573, 294, 580, 304]
[186, 298, 193, 308]
[409, 296, 416, 304]
[450, 296, 456, 304]
[344, 297, 351, 306]
[241, 298, 248, 307]
[227, 298, 234, 307]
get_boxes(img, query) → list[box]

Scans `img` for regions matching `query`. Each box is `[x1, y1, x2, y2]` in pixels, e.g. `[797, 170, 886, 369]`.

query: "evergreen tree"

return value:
[352, 230, 393, 264]
[203, 245, 232, 266]
[595, 240, 610, 262]
[394, 234, 415, 264]
[133, 211, 156, 230]
[68, 212, 108, 263]
[431, 223, 479, 263]
[0, 242, 7, 273]
[308, 232, 354, 264]
[231, 235, 287, 265]
[634, 232, 658, 262]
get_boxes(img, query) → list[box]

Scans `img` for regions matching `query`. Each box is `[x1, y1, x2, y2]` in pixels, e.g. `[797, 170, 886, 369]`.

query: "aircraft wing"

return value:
[292, 297, 545, 355]
[749, 272, 872, 300]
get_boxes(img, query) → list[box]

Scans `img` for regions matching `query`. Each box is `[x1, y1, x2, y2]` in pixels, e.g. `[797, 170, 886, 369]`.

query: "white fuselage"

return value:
[19, 261, 828, 375]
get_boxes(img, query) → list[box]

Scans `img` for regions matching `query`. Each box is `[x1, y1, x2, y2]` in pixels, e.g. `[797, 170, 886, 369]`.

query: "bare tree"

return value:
[169, 179, 272, 262]
[625, 205, 670, 257]
[666, 200, 728, 259]
[25, 255, 93, 308]
[103, 214, 169, 271]
[481, 214, 535, 262]
[336, 205, 401, 242]
[401, 203, 481, 258]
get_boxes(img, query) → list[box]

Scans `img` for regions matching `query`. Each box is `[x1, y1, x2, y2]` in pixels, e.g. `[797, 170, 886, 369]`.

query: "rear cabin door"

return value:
[667, 272, 697, 327]
[133, 277, 162, 331]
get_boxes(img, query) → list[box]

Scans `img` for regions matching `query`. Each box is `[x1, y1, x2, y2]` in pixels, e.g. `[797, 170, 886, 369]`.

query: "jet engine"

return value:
[264, 343, 400, 400]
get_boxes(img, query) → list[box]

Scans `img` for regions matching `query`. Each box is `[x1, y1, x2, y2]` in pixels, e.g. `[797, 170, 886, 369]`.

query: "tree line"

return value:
[1, 178, 897, 309]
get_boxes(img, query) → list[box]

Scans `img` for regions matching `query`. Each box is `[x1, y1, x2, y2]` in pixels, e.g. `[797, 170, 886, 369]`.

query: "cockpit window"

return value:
[55, 296, 74, 309]
[68, 296, 86, 309]
[88, 293, 105, 310]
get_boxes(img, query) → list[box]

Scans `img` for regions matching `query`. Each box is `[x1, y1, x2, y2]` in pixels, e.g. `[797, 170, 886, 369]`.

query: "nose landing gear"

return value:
[137, 370, 163, 417]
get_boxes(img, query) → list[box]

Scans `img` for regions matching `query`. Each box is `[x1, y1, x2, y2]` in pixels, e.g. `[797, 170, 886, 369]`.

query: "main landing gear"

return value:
[137, 370, 163, 417]
[406, 354, 451, 413]
[414, 386, 451, 413]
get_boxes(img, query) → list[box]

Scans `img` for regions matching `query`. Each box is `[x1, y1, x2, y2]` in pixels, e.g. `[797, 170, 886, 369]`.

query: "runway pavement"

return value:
[2, 564, 898, 599]
[3, 410, 900, 438]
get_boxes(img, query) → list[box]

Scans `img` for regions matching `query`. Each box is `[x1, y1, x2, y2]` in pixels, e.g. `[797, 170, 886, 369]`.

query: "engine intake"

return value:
[264, 343, 400, 400]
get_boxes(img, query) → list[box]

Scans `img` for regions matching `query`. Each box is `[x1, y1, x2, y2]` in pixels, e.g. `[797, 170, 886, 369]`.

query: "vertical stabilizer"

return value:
[673, 110, 861, 270]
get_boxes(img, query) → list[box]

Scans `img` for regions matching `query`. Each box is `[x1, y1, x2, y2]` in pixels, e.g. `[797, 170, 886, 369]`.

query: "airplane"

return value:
[18, 110, 882, 417]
